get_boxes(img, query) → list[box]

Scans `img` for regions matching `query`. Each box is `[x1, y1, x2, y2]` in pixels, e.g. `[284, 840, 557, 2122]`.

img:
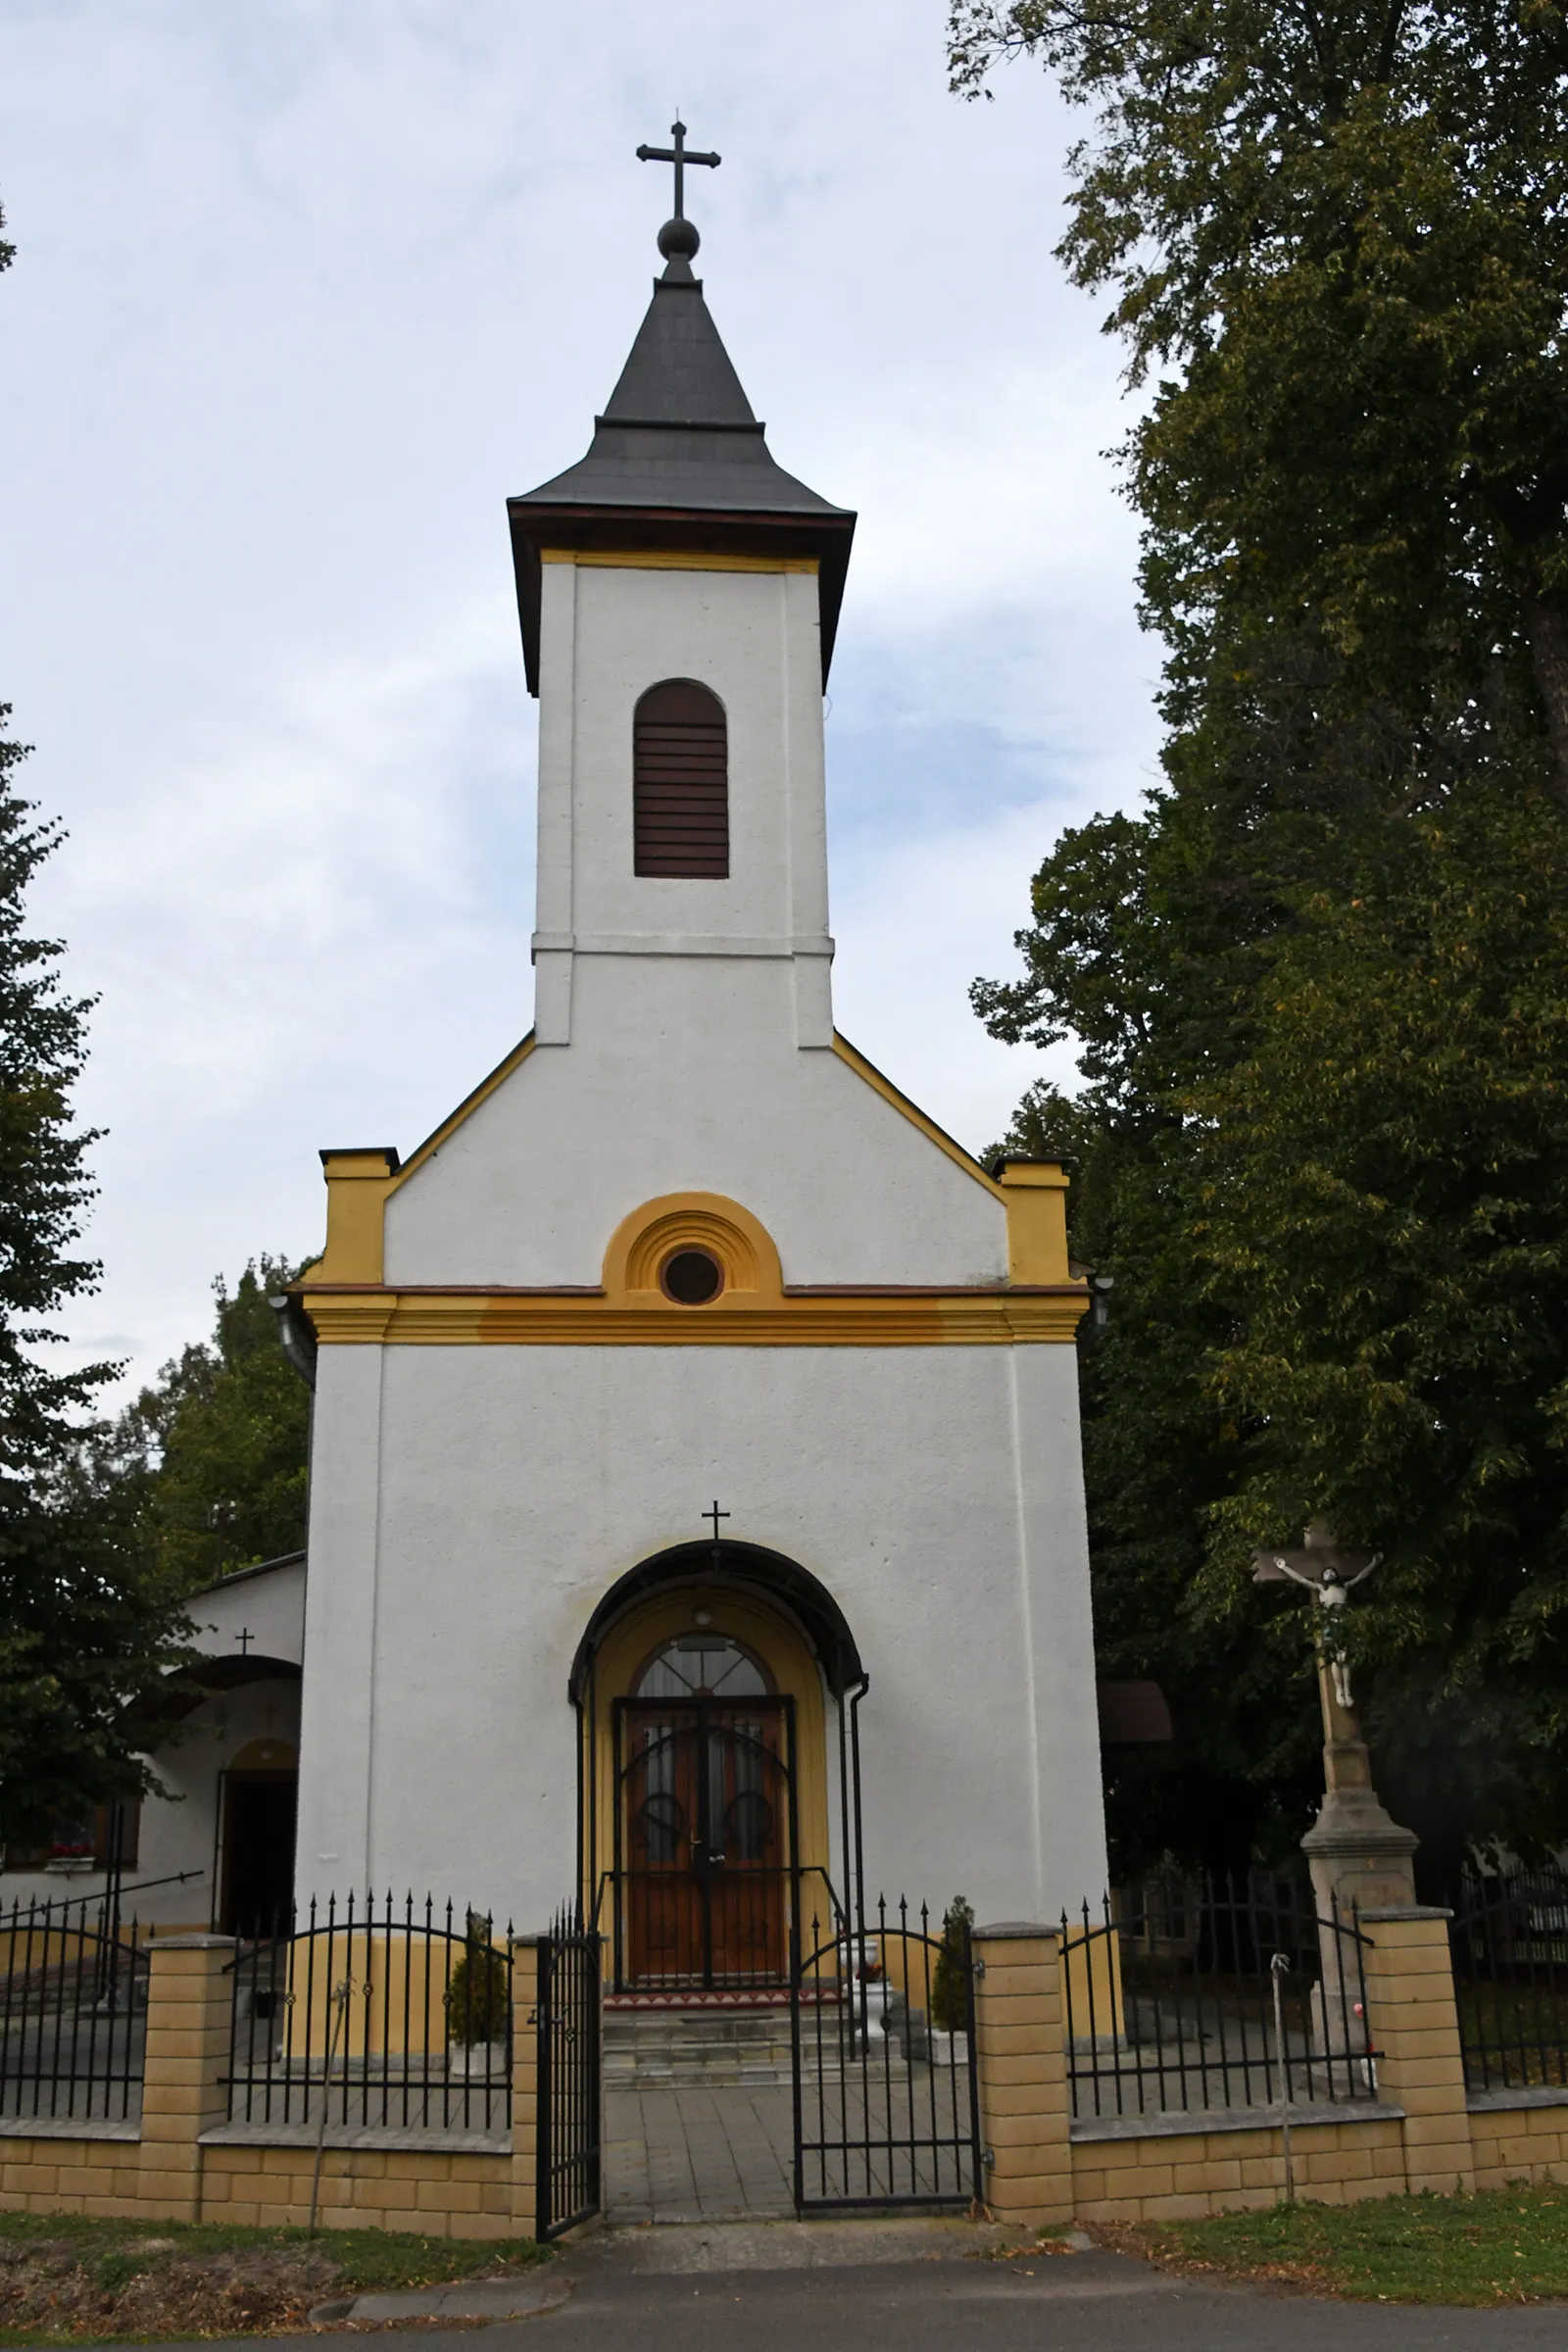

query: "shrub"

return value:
[443, 1912, 510, 2048]
[930, 1895, 974, 2034]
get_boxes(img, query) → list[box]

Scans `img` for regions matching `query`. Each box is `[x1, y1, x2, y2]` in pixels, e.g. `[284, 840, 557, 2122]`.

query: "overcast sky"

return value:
[0, 0, 1159, 1399]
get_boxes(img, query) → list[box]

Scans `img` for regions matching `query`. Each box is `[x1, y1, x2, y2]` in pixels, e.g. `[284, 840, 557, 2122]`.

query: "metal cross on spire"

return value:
[636, 119, 720, 220]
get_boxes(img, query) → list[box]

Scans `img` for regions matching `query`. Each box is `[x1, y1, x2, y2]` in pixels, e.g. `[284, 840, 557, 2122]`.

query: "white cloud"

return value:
[0, 0, 1156, 1395]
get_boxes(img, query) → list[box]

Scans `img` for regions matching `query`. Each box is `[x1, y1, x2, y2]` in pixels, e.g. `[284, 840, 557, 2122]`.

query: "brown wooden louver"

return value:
[634, 679, 729, 878]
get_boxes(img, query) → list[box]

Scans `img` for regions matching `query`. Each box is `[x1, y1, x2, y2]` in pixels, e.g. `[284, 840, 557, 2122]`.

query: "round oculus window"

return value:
[662, 1248, 723, 1305]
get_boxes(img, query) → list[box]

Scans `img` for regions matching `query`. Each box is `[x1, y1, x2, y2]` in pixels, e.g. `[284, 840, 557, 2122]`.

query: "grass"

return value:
[0, 2207, 550, 2343]
[1109, 2180, 1568, 2305]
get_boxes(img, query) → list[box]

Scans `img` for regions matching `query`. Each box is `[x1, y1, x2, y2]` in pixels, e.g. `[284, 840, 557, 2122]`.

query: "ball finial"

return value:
[658, 216, 701, 262]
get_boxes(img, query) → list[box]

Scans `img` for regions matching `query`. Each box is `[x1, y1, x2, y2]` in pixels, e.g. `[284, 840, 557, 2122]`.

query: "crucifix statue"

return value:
[1251, 1520, 1380, 1708]
[1250, 1520, 1417, 1914]
[636, 119, 721, 222]
[234, 1627, 254, 1656]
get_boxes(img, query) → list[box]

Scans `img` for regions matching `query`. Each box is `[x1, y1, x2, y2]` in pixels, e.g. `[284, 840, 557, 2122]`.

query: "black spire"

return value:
[507, 130, 856, 695]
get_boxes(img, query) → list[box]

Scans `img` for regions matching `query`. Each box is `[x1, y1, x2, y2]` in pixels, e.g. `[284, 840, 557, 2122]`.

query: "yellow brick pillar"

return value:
[510, 1936, 541, 2237]
[972, 1922, 1072, 2229]
[1360, 1907, 1475, 2196]
[137, 1933, 236, 2223]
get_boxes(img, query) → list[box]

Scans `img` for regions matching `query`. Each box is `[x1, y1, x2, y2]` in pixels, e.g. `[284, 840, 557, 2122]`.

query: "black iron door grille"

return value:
[535, 1911, 602, 2240]
[792, 1894, 982, 2213]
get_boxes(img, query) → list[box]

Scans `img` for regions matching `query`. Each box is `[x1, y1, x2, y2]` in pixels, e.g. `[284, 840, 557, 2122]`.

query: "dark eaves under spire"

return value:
[508, 199, 856, 695]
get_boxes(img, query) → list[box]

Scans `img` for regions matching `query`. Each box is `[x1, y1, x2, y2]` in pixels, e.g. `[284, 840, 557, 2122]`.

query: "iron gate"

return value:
[535, 1909, 603, 2240]
[792, 1893, 982, 2213]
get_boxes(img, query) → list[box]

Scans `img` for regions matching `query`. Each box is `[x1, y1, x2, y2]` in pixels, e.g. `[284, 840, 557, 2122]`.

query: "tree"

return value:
[949, 0, 1568, 793]
[950, 2, 1568, 1876]
[118, 1258, 312, 1589]
[0, 709, 195, 1848]
[1194, 780, 1568, 1884]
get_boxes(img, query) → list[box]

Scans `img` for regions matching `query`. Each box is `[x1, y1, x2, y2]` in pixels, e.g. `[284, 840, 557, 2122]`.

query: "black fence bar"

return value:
[1063, 1875, 1379, 2122]
[1450, 1864, 1568, 2092]
[223, 1891, 512, 2134]
[792, 1891, 981, 2213]
[0, 1886, 151, 2124]
[536, 1906, 602, 2239]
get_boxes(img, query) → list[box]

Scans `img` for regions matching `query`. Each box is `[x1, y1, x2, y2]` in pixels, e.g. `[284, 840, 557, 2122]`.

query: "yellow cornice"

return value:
[996, 1159, 1073, 1286]
[539, 547, 817, 575]
[830, 1034, 1004, 1199]
[295, 1284, 1089, 1348]
[312, 1151, 399, 1287]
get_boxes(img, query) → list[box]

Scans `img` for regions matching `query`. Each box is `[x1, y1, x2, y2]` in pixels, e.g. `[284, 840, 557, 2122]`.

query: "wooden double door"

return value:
[616, 1697, 794, 1988]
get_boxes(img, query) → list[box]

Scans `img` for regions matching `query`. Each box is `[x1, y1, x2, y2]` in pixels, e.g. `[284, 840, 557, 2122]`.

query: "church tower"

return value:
[509, 194, 853, 1059]
[290, 150, 1109, 1955]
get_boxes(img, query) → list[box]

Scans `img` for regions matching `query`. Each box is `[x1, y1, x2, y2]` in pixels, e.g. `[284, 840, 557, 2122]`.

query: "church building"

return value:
[274, 167, 1110, 1983]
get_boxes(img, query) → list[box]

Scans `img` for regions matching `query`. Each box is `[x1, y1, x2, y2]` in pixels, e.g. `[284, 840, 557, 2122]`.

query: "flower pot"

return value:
[855, 1982, 892, 2046]
[449, 2041, 504, 2079]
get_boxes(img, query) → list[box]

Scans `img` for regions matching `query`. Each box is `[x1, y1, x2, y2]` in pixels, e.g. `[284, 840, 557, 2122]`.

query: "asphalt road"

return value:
[154, 2246, 1568, 2352]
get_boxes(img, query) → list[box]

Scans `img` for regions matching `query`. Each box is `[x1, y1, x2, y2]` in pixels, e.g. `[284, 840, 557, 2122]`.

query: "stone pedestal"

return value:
[509, 1936, 541, 2237]
[137, 1934, 236, 2223]
[1360, 1907, 1476, 2196]
[1300, 1654, 1418, 1918]
[971, 1922, 1072, 2230]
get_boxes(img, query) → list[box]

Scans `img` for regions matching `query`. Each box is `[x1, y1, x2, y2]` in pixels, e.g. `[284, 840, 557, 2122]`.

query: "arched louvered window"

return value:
[633, 679, 729, 878]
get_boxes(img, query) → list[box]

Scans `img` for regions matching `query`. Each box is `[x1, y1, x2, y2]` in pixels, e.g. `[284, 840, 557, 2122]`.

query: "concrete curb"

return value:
[310, 2271, 573, 2323]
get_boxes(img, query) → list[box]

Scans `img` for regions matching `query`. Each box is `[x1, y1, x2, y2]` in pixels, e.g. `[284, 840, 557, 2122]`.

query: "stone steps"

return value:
[604, 2006, 797, 2087]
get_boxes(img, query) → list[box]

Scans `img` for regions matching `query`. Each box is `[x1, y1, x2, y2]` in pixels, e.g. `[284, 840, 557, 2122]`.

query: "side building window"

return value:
[633, 679, 729, 878]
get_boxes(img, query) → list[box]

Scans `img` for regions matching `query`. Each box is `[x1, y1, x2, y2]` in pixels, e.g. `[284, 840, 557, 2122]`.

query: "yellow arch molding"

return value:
[603, 1192, 784, 1305]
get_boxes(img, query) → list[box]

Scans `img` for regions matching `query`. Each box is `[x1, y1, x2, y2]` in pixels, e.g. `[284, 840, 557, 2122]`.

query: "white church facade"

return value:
[4, 192, 1110, 1976]
[279, 200, 1109, 1971]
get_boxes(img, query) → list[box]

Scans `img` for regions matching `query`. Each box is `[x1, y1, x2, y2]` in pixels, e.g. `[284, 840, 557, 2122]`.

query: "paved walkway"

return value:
[604, 2084, 795, 2220]
[151, 2222, 1568, 2351]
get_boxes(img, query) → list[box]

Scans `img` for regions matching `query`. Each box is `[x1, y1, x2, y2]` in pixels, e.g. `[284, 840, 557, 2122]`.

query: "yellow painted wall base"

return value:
[1069, 2116, 1410, 2224]
[0, 2133, 514, 2238]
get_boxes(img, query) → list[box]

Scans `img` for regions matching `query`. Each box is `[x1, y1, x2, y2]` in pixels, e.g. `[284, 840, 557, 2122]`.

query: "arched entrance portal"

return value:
[569, 1544, 866, 1993]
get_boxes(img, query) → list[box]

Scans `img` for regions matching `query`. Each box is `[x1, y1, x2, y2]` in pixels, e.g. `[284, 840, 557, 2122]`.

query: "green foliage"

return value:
[1193, 783, 1568, 1862]
[950, 0, 1568, 1875]
[930, 1895, 975, 2033]
[0, 1460, 195, 1849]
[0, 700, 195, 1850]
[949, 0, 1568, 790]
[0, 716, 119, 1470]
[444, 1912, 511, 2048]
[1133, 2181, 1568, 2305]
[117, 1258, 311, 1588]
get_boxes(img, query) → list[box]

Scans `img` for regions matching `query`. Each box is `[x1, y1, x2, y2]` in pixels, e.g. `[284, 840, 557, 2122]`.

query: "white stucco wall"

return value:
[296, 1343, 1107, 1931]
[0, 1679, 300, 1928]
[383, 984, 1007, 1290]
[186, 1554, 306, 1668]
[0, 1558, 306, 1924]
[296, 540, 1109, 1942]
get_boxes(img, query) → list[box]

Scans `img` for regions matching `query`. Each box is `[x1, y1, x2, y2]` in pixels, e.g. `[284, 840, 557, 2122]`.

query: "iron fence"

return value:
[792, 1892, 982, 2212]
[1064, 1876, 1379, 2122]
[1449, 1864, 1568, 2092]
[536, 1906, 602, 2238]
[224, 1892, 512, 2134]
[0, 1883, 152, 2124]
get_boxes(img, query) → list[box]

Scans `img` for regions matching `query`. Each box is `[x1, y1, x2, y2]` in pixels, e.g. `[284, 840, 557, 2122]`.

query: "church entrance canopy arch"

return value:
[571, 1543, 867, 1992]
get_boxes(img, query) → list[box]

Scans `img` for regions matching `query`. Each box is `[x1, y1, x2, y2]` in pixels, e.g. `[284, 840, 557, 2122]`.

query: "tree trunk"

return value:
[1528, 588, 1568, 804]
